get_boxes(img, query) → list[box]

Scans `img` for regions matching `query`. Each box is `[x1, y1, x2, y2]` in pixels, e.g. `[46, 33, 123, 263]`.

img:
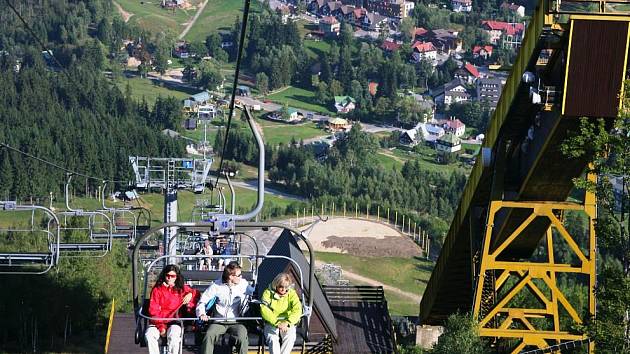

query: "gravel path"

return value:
[179, 0, 209, 39]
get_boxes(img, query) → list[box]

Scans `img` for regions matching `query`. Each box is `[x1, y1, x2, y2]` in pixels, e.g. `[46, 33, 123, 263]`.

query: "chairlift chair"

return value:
[53, 175, 114, 257]
[0, 202, 60, 274]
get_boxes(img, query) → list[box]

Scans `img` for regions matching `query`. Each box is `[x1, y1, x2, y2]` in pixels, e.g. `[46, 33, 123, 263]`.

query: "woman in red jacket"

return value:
[145, 264, 198, 354]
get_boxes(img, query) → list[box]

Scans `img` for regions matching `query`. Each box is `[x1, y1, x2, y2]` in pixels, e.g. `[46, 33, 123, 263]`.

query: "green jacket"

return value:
[260, 286, 302, 327]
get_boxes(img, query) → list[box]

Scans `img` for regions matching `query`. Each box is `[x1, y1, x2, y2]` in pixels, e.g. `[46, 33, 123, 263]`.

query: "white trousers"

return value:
[264, 323, 296, 354]
[145, 324, 182, 354]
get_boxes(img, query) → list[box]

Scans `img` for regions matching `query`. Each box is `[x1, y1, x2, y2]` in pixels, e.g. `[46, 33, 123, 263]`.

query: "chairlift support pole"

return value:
[225, 172, 236, 215]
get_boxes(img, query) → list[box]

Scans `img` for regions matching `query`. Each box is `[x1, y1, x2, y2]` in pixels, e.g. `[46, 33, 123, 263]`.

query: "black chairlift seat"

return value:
[138, 244, 160, 251]
[0, 252, 54, 265]
[136, 299, 264, 351]
[114, 225, 133, 231]
[93, 233, 130, 240]
[58, 243, 109, 252]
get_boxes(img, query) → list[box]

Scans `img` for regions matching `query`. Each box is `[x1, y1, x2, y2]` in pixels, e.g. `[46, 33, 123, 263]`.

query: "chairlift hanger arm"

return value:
[231, 107, 265, 221]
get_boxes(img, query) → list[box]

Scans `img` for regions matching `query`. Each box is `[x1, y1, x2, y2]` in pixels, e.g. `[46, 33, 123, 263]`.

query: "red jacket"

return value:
[148, 283, 199, 332]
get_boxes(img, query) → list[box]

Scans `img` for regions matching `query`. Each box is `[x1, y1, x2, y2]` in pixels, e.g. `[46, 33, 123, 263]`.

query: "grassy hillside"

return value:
[315, 251, 433, 315]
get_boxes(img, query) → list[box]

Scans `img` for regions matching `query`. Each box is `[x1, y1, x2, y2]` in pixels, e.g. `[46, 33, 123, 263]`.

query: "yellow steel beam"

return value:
[547, 229, 561, 344]
[474, 195, 596, 351]
[480, 329, 586, 341]
[489, 262, 584, 273]
[540, 273, 583, 324]
[479, 273, 532, 328]
[499, 308, 552, 316]
[491, 213, 537, 259]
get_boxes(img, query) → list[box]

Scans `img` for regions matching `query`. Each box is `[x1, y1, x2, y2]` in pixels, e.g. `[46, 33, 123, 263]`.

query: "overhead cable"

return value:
[213, 0, 253, 189]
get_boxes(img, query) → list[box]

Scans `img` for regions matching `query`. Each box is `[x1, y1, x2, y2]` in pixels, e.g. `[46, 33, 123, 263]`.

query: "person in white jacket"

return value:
[196, 262, 254, 354]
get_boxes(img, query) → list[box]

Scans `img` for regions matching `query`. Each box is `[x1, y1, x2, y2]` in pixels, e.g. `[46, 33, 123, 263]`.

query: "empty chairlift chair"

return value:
[0, 202, 60, 275]
[55, 175, 113, 257]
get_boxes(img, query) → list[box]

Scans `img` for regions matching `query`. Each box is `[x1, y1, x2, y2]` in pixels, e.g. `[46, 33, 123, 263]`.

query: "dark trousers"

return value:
[201, 323, 248, 354]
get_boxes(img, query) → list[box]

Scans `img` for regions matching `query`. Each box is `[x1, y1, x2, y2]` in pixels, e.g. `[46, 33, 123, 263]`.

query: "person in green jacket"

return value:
[260, 273, 302, 354]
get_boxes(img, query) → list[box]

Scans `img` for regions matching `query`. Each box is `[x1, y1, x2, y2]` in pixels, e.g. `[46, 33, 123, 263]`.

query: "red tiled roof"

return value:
[473, 45, 493, 54]
[368, 82, 378, 96]
[412, 27, 428, 38]
[481, 20, 525, 34]
[411, 41, 436, 53]
[446, 119, 465, 129]
[321, 16, 339, 24]
[380, 40, 401, 52]
[464, 62, 479, 77]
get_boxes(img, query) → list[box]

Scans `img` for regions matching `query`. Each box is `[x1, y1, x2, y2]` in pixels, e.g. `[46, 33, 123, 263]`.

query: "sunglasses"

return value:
[166, 273, 177, 279]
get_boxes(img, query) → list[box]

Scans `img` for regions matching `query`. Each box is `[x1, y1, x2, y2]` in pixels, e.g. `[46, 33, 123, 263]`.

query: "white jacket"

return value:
[196, 278, 254, 319]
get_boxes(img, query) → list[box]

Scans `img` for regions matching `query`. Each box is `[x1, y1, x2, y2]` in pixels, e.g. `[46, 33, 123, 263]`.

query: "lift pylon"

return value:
[472, 182, 596, 353]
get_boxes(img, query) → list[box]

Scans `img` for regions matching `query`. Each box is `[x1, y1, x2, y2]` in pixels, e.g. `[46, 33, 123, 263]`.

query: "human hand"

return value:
[278, 322, 288, 333]
[182, 293, 193, 305]
[200, 314, 209, 322]
[159, 328, 166, 337]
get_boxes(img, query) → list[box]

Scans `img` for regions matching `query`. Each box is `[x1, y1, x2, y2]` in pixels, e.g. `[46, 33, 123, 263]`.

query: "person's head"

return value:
[222, 261, 242, 285]
[156, 264, 184, 290]
[271, 273, 293, 297]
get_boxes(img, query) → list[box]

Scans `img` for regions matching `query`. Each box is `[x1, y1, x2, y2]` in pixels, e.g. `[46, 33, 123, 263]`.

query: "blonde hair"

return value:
[271, 272, 292, 290]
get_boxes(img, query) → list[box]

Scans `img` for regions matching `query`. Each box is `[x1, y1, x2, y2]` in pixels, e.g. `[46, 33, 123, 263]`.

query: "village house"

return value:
[321, 1, 343, 16]
[426, 29, 463, 54]
[433, 79, 471, 106]
[451, 0, 472, 12]
[410, 27, 429, 41]
[183, 91, 212, 113]
[426, 123, 445, 139]
[161, 0, 184, 8]
[500, 2, 526, 17]
[442, 118, 466, 137]
[481, 20, 525, 49]
[334, 5, 356, 21]
[197, 104, 218, 120]
[320, 16, 341, 36]
[173, 42, 190, 59]
[361, 13, 389, 31]
[411, 41, 437, 63]
[473, 45, 494, 60]
[436, 133, 462, 153]
[327, 117, 351, 131]
[380, 40, 402, 54]
[267, 107, 304, 123]
[334, 96, 356, 113]
[454, 62, 480, 84]
[476, 77, 504, 108]
[276, 4, 293, 24]
[365, 0, 415, 19]
[400, 127, 422, 146]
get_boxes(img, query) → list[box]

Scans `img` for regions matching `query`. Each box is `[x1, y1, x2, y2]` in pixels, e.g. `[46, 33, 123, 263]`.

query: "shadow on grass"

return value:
[152, 80, 200, 96]
[413, 256, 435, 273]
[306, 46, 327, 59]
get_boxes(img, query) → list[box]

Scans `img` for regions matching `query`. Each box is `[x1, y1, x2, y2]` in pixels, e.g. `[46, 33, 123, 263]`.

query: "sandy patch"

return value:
[303, 218, 422, 257]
